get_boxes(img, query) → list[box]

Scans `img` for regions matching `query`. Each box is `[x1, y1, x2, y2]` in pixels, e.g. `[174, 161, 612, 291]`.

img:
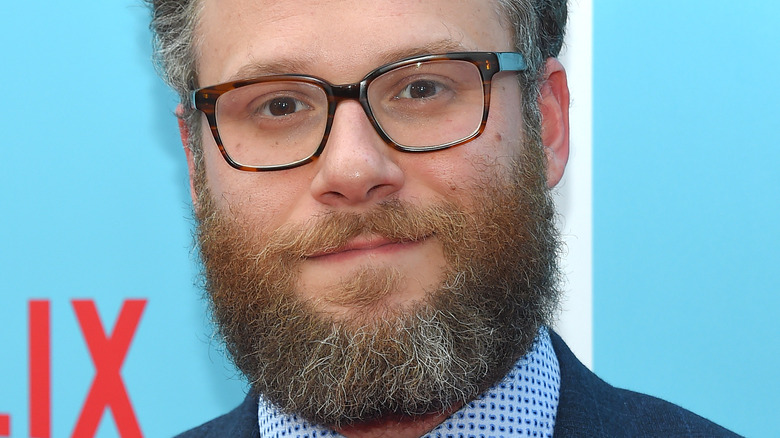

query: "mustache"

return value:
[255, 199, 466, 262]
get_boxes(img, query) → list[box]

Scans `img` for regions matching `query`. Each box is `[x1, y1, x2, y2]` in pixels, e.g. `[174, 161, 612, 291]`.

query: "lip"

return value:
[305, 235, 425, 261]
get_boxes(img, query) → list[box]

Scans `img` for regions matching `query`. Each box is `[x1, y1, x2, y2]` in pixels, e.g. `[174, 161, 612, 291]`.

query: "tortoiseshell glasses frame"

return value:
[190, 51, 527, 172]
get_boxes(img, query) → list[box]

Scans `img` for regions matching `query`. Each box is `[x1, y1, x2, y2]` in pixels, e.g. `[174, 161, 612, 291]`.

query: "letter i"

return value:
[0, 413, 8, 436]
[29, 300, 50, 438]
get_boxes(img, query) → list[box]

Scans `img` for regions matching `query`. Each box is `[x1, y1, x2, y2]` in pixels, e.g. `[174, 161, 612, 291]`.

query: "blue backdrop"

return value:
[593, 2, 779, 437]
[0, 1, 776, 437]
[0, 2, 245, 436]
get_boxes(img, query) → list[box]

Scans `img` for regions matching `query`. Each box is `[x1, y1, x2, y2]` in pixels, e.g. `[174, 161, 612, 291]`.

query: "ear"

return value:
[176, 104, 200, 209]
[538, 58, 570, 188]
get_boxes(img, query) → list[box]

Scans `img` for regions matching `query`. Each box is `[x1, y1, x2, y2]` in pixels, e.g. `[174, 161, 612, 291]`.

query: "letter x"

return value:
[71, 299, 146, 437]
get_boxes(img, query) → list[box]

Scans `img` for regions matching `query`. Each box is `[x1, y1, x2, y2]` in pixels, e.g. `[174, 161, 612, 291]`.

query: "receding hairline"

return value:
[187, 0, 517, 89]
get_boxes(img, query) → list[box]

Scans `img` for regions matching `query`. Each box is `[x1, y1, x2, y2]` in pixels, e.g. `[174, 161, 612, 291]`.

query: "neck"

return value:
[336, 405, 461, 438]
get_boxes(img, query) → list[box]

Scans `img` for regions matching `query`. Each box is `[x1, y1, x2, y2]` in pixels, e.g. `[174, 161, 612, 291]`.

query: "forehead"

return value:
[195, 0, 513, 86]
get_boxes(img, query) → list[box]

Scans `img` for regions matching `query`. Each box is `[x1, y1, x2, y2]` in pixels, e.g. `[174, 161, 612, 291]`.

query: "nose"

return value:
[310, 100, 404, 207]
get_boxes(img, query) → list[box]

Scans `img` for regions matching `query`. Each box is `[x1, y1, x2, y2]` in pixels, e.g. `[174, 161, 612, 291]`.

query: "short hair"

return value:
[146, 0, 567, 163]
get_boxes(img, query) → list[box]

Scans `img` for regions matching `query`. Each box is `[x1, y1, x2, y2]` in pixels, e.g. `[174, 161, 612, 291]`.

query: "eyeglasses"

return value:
[190, 52, 527, 171]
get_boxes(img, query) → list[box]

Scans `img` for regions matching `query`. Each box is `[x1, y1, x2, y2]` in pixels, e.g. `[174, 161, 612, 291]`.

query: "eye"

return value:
[257, 96, 311, 117]
[396, 79, 445, 100]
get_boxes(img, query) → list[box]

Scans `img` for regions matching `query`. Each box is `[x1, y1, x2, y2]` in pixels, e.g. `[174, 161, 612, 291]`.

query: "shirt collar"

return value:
[257, 326, 560, 438]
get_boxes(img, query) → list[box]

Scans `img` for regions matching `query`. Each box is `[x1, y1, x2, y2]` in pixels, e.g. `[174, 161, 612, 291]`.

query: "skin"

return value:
[180, 0, 570, 436]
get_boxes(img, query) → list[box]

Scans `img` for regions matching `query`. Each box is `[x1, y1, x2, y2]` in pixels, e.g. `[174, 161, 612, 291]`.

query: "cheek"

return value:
[397, 144, 510, 202]
[199, 145, 292, 224]
[213, 177, 321, 237]
[442, 127, 523, 187]
[418, 110, 523, 196]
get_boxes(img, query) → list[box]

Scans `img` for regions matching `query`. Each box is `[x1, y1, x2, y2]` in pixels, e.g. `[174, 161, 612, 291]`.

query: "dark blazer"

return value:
[176, 331, 740, 437]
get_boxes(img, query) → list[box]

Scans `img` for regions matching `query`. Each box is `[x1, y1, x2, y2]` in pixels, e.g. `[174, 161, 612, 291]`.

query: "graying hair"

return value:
[494, 0, 567, 158]
[146, 0, 567, 163]
[147, 0, 205, 161]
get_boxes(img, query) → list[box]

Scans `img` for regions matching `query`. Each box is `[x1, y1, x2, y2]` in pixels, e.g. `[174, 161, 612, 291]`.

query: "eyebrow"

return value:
[227, 39, 472, 83]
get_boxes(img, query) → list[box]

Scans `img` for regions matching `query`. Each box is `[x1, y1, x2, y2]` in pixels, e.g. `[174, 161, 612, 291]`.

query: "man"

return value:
[147, 0, 739, 436]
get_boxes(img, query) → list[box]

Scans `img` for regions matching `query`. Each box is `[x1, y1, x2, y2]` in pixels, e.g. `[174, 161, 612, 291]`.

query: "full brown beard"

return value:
[193, 140, 561, 427]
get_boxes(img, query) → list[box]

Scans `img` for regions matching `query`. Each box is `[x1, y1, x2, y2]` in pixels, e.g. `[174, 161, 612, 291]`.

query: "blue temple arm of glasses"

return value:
[497, 52, 527, 72]
[189, 90, 198, 108]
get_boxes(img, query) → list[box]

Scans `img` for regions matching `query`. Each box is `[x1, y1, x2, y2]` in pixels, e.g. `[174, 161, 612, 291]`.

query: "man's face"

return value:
[189, 0, 564, 427]
[194, 0, 527, 314]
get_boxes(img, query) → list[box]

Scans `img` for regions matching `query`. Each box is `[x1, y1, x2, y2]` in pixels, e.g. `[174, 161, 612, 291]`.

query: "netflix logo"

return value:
[0, 299, 147, 438]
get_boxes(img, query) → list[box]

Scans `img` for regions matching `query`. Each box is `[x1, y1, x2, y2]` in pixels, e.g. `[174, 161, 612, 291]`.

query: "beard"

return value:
[193, 138, 561, 428]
